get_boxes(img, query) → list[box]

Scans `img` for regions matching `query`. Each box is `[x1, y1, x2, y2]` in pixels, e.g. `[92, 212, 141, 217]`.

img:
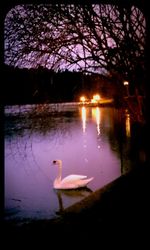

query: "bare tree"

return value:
[4, 4, 145, 86]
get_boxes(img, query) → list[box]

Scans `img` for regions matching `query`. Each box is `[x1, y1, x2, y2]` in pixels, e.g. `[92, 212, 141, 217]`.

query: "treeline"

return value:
[3, 65, 115, 105]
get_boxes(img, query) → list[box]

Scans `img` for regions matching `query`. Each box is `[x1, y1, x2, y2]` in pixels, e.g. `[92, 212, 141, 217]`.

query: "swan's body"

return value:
[52, 160, 94, 190]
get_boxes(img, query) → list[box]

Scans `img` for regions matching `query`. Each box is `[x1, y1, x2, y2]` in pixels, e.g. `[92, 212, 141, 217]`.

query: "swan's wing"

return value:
[61, 174, 87, 184]
[60, 177, 94, 189]
[77, 177, 94, 188]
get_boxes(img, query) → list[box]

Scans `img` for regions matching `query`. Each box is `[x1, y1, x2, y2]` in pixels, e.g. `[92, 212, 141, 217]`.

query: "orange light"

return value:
[80, 96, 86, 103]
[123, 81, 129, 86]
[91, 94, 101, 103]
[91, 98, 96, 103]
[94, 94, 101, 101]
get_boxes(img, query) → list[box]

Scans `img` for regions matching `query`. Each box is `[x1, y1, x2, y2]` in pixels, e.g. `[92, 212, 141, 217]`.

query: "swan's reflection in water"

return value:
[54, 187, 93, 215]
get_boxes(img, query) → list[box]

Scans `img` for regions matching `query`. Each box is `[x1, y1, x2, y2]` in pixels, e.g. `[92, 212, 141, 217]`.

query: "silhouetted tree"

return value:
[4, 4, 145, 87]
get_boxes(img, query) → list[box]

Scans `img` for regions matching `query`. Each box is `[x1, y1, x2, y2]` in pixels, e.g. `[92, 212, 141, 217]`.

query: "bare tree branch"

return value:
[4, 4, 145, 85]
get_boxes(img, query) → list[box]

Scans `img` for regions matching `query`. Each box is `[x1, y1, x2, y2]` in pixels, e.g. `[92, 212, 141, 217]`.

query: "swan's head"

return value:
[53, 160, 62, 167]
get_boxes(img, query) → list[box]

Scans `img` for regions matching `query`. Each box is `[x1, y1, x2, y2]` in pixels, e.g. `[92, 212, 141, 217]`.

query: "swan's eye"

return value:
[53, 160, 57, 164]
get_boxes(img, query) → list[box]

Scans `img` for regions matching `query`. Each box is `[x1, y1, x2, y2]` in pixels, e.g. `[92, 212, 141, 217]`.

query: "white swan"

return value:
[52, 160, 94, 190]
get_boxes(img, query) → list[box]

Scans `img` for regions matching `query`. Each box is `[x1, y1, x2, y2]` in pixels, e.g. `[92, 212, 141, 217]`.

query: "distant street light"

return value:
[123, 81, 129, 86]
[91, 94, 101, 103]
[123, 81, 129, 96]
[80, 96, 86, 105]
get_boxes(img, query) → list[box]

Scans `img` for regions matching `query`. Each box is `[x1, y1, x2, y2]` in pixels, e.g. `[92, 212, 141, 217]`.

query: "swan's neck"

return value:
[56, 165, 62, 182]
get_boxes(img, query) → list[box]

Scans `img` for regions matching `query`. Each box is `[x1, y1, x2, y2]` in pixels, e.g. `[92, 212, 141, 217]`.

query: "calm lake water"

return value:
[4, 103, 136, 223]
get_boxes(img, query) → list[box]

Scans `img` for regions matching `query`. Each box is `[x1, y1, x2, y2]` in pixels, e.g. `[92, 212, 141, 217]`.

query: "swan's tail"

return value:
[86, 177, 94, 183]
[78, 177, 94, 188]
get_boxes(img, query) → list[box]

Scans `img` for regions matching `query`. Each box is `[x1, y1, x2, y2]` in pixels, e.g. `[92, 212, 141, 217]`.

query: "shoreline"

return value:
[4, 162, 149, 243]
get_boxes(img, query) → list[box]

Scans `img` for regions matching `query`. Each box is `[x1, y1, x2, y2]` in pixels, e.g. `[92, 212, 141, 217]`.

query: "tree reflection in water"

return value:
[54, 187, 93, 215]
[4, 104, 147, 221]
[5, 104, 76, 163]
[5, 104, 146, 176]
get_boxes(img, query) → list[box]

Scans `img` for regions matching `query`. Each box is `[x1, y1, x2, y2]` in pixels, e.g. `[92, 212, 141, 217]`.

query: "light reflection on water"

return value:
[4, 104, 132, 223]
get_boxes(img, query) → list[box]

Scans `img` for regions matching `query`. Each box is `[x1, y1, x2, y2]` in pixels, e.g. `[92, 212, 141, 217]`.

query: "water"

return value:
[4, 104, 134, 223]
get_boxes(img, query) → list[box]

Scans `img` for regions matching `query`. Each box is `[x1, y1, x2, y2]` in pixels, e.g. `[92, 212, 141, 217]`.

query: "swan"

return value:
[52, 160, 94, 190]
